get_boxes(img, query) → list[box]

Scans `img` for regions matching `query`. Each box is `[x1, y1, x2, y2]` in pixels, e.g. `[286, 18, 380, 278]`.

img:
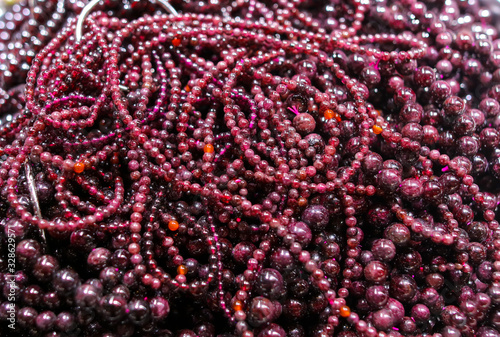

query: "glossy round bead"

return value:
[75, 284, 101, 308]
[33, 255, 59, 282]
[288, 222, 312, 245]
[293, 113, 316, 134]
[98, 295, 127, 322]
[53, 269, 80, 295]
[149, 297, 170, 320]
[366, 286, 389, 309]
[248, 296, 276, 327]
[301, 205, 329, 230]
[254, 269, 285, 299]
[127, 299, 150, 325]
[376, 169, 401, 193]
[364, 261, 389, 283]
[372, 308, 394, 331]
[390, 275, 417, 302]
[371, 239, 396, 262]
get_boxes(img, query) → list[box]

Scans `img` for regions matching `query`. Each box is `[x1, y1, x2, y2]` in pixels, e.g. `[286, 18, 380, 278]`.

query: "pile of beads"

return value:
[0, 0, 500, 336]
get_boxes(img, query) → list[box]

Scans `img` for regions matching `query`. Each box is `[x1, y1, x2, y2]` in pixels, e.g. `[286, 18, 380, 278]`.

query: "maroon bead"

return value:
[301, 205, 329, 230]
[248, 296, 276, 327]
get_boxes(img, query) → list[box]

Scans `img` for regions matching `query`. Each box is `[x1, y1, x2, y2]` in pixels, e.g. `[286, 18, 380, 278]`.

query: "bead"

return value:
[177, 265, 188, 275]
[172, 38, 181, 47]
[73, 162, 85, 174]
[324, 109, 341, 121]
[248, 296, 276, 327]
[372, 125, 383, 134]
[339, 305, 351, 317]
[168, 220, 179, 231]
[233, 300, 243, 311]
[203, 144, 214, 153]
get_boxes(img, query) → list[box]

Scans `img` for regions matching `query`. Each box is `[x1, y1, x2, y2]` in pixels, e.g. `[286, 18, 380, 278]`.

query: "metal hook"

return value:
[24, 161, 47, 244]
[75, 0, 177, 92]
[75, 0, 178, 42]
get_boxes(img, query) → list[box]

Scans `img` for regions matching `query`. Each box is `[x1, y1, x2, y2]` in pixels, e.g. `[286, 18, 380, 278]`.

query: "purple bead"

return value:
[390, 275, 417, 302]
[372, 308, 394, 331]
[56, 312, 76, 331]
[400, 102, 423, 123]
[400, 178, 423, 200]
[18, 307, 38, 328]
[257, 323, 287, 337]
[362, 153, 383, 174]
[442, 326, 462, 337]
[376, 169, 402, 193]
[478, 261, 494, 283]
[301, 205, 329, 230]
[87, 247, 111, 270]
[232, 242, 256, 264]
[399, 316, 417, 334]
[296, 60, 317, 78]
[98, 294, 127, 322]
[53, 269, 80, 294]
[414, 66, 435, 87]
[477, 327, 500, 337]
[150, 297, 170, 320]
[385, 298, 405, 324]
[371, 239, 396, 262]
[293, 113, 316, 134]
[5, 218, 27, 239]
[366, 285, 389, 309]
[177, 329, 197, 337]
[361, 66, 381, 87]
[255, 269, 285, 300]
[411, 304, 430, 322]
[397, 250, 422, 273]
[75, 284, 100, 307]
[384, 223, 410, 246]
[36, 311, 57, 331]
[33, 255, 59, 282]
[36, 179, 54, 203]
[127, 298, 150, 325]
[270, 248, 294, 271]
[16, 239, 41, 265]
[430, 80, 452, 102]
[70, 230, 97, 252]
[248, 296, 276, 327]
[488, 282, 500, 304]
[364, 261, 389, 283]
[288, 221, 312, 245]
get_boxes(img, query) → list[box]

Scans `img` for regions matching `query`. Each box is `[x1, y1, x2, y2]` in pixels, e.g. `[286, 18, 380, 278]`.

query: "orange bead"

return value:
[339, 305, 351, 318]
[323, 109, 341, 122]
[324, 109, 335, 120]
[172, 37, 181, 47]
[177, 265, 188, 275]
[233, 300, 243, 311]
[372, 125, 383, 134]
[168, 220, 179, 231]
[185, 85, 191, 92]
[204, 144, 214, 153]
[73, 162, 85, 174]
[297, 197, 308, 207]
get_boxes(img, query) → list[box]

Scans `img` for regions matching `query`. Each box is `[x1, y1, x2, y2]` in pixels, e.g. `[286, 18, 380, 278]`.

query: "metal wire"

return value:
[24, 161, 47, 244]
[75, 0, 178, 42]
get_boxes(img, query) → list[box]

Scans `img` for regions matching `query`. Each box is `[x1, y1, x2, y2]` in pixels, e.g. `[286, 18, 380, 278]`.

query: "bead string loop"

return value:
[75, 0, 179, 42]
